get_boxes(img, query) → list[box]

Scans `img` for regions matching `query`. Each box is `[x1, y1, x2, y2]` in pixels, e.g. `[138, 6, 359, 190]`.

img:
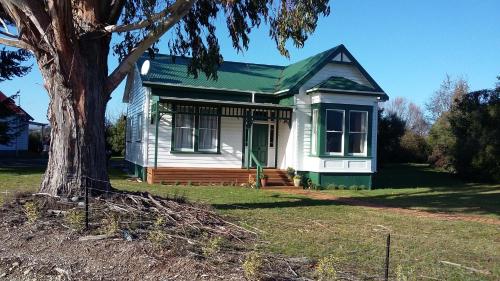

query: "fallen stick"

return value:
[439, 260, 490, 275]
[78, 234, 111, 241]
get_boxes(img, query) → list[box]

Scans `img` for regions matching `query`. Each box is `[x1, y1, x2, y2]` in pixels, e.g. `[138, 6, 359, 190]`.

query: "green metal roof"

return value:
[312, 76, 377, 92]
[137, 44, 387, 100]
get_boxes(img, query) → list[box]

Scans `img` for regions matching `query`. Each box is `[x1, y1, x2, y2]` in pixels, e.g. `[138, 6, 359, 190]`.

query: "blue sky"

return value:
[1, 0, 499, 123]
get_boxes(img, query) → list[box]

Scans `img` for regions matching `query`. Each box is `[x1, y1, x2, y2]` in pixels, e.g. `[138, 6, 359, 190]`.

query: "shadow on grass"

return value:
[212, 196, 347, 210]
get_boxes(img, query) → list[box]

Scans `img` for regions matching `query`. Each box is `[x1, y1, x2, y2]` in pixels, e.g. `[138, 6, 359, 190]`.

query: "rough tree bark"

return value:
[38, 38, 112, 196]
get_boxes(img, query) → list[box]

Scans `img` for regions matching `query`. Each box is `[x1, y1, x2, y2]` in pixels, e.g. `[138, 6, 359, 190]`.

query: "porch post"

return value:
[154, 100, 160, 169]
[247, 110, 253, 169]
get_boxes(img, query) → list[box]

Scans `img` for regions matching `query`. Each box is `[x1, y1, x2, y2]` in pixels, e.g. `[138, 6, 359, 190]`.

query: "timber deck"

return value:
[146, 167, 293, 186]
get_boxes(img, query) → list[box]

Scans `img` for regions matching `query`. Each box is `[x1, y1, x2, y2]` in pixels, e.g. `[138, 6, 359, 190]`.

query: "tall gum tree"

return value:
[0, 0, 330, 196]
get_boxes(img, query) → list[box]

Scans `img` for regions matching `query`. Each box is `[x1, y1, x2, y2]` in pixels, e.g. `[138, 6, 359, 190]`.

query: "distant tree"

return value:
[384, 97, 429, 136]
[426, 75, 468, 123]
[0, 48, 31, 82]
[377, 110, 406, 165]
[400, 131, 430, 163]
[427, 112, 456, 171]
[106, 115, 127, 156]
[427, 75, 469, 169]
[448, 88, 500, 182]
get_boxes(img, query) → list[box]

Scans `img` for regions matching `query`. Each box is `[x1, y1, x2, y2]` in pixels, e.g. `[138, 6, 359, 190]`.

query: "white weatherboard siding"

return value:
[301, 62, 373, 90]
[146, 115, 244, 168]
[277, 120, 291, 169]
[125, 66, 149, 167]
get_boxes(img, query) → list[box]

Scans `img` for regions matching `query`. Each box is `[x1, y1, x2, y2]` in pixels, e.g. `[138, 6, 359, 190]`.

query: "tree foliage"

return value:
[448, 88, 500, 182]
[0, 48, 31, 82]
[377, 110, 406, 165]
[106, 115, 127, 156]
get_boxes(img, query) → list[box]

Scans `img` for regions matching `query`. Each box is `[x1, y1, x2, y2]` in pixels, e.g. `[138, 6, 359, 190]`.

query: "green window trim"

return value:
[170, 105, 222, 154]
[311, 103, 373, 158]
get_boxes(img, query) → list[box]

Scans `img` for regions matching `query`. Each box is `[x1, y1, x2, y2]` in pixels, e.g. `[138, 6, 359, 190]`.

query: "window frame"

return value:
[173, 112, 196, 152]
[325, 109, 345, 156]
[197, 113, 219, 152]
[126, 117, 132, 143]
[348, 110, 368, 156]
[171, 105, 221, 154]
[311, 108, 318, 155]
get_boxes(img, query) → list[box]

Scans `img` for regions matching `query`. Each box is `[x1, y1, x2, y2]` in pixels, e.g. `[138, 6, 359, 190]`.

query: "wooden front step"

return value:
[147, 167, 293, 186]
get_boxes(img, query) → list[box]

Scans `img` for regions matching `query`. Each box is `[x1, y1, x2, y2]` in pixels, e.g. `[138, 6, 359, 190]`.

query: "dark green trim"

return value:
[312, 103, 373, 158]
[278, 95, 295, 106]
[152, 86, 279, 104]
[154, 100, 160, 169]
[274, 109, 279, 168]
[306, 88, 387, 99]
[130, 162, 147, 182]
[301, 171, 372, 189]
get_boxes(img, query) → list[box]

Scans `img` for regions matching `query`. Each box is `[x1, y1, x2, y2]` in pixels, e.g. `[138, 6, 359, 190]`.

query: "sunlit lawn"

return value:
[0, 163, 498, 280]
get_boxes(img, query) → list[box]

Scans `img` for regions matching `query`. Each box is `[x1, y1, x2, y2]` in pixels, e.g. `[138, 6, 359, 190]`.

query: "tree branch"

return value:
[105, 0, 197, 94]
[105, 6, 171, 33]
[0, 29, 17, 38]
[0, 36, 31, 50]
[108, 0, 126, 25]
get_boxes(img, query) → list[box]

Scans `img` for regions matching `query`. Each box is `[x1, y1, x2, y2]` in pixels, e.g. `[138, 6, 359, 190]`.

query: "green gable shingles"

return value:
[314, 76, 376, 92]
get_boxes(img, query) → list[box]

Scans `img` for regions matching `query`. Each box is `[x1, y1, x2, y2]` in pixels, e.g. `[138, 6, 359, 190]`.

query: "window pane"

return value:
[326, 132, 343, 153]
[199, 115, 218, 151]
[350, 111, 367, 133]
[349, 133, 366, 154]
[326, 110, 343, 131]
[174, 114, 194, 150]
[199, 129, 217, 150]
[174, 128, 194, 149]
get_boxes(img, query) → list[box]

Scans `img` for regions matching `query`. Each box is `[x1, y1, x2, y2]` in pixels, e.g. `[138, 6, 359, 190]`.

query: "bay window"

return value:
[325, 109, 344, 154]
[311, 104, 371, 157]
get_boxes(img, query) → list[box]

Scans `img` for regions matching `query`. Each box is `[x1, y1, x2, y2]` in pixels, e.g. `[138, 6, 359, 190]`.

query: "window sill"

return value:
[313, 154, 372, 159]
[170, 150, 221, 155]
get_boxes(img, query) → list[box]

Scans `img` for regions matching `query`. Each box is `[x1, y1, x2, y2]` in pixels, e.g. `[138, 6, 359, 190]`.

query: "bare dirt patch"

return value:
[0, 192, 319, 281]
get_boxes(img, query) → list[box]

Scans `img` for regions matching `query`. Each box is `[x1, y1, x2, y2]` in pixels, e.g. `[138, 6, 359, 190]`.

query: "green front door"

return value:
[251, 124, 268, 167]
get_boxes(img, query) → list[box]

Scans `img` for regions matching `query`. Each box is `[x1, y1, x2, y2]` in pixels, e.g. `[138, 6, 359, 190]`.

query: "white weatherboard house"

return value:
[123, 45, 388, 188]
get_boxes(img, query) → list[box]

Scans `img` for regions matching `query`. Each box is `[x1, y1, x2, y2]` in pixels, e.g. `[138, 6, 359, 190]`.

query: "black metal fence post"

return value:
[84, 177, 89, 230]
[384, 233, 391, 281]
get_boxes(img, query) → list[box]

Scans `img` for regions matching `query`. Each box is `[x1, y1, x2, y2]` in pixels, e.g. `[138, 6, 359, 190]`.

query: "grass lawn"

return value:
[1, 164, 499, 280]
[324, 164, 500, 219]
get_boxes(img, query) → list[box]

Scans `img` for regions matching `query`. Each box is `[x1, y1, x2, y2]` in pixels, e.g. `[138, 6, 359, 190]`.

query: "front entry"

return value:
[251, 124, 268, 167]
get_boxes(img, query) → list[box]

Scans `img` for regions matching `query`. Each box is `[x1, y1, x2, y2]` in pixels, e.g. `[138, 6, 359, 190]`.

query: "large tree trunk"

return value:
[38, 38, 111, 197]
